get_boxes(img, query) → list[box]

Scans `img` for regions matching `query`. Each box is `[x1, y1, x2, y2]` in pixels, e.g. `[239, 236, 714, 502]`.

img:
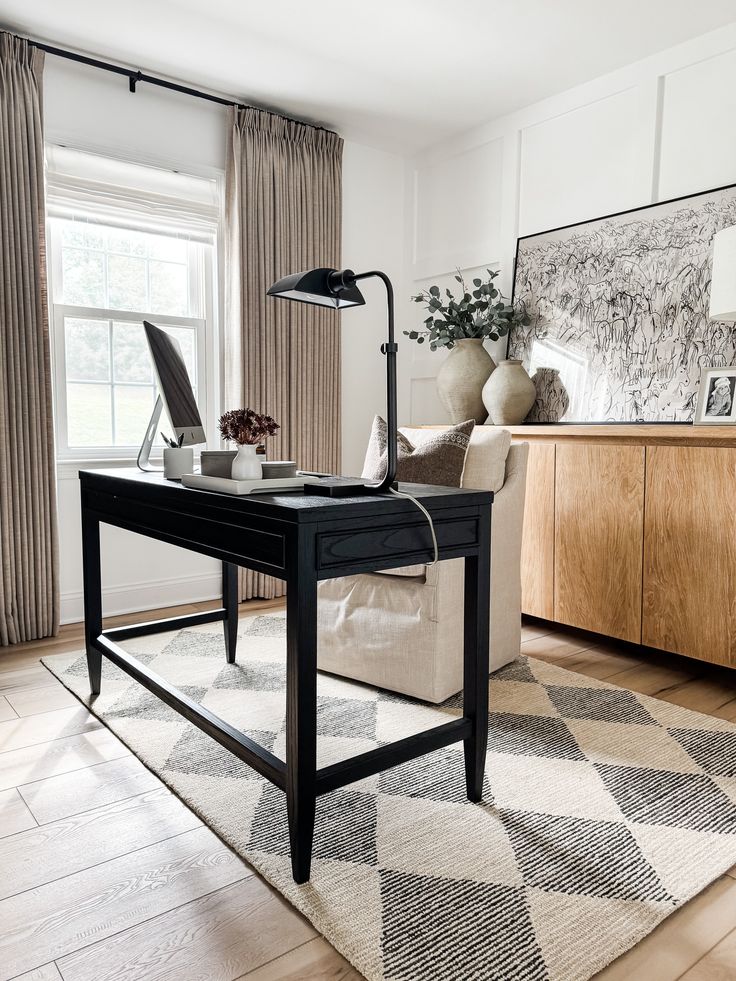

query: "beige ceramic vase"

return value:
[482, 358, 536, 425]
[436, 338, 495, 424]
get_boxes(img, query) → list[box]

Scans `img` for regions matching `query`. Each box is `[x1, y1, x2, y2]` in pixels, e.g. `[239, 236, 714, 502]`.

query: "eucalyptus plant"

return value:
[405, 268, 528, 351]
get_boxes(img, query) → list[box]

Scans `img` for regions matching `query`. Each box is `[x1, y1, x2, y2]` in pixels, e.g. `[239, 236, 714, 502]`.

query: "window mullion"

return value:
[108, 319, 116, 445]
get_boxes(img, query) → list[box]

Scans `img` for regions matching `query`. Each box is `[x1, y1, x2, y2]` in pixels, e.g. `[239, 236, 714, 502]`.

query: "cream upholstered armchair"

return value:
[317, 426, 529, 703]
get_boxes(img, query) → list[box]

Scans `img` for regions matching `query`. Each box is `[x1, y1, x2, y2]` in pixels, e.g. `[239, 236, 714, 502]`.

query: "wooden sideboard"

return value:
[502, 425, 736, 667]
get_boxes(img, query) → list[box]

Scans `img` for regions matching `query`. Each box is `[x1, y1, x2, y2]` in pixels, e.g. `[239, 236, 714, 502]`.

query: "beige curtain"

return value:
[225, 107, 343, 599]
[0, 34, 59, 644]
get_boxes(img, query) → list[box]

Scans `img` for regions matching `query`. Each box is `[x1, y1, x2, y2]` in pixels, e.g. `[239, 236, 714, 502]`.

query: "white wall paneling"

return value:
[404, 21, 736, 425]
[412, 137, 504, 279]
[518, 86, 655, 236]
[659, 47, 736, 200]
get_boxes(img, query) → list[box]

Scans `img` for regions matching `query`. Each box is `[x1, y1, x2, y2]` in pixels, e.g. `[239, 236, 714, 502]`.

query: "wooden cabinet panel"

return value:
[643, 446, 736, 665]
[518, 440, 555, 619]
[554, 443, 645, 643]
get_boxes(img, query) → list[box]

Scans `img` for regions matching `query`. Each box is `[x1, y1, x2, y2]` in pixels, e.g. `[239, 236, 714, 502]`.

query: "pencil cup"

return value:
[163, 447, 194, 480]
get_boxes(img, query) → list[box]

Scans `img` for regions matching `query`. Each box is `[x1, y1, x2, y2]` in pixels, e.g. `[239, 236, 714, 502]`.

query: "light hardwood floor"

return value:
[2, 602, 736, 980]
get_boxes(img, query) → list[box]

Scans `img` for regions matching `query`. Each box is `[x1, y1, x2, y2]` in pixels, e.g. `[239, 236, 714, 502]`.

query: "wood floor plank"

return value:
[521, 623, 556, 642]
[594, 876, 736, 981]
[0, 648, 50, 671]
[0, 665, 57, 696]
[0, 728, 129, 793]
[11, 965, 63, 981]
[656, 677, 736, 716]
[706, 697, 736, 723]
[0, 707, 101, 755]
[521, 631, 598, 661]
[238, 937, 363, 980]
[6, 685, 79, 718]
[19, 755, 162, 825]
[592, 661, 697, 697]
[0, 788, 37, 838]
[0, 787, 201, 901]
[551, 645, 644, 679]
[0, 694, 17, 722]
[0, 825, 250, 981]
[58, 876, 316, 981]
[679, 923, 736, 979]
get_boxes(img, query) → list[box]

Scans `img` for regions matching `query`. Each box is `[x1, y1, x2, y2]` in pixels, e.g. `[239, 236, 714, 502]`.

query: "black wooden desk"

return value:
[79, 469, 492, 882]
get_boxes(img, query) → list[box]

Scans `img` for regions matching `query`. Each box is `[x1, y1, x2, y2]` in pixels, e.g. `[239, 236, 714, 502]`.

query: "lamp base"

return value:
[306, 478, 395, 497]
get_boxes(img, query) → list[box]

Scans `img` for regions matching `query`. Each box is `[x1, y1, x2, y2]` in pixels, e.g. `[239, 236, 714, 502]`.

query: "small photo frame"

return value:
[694, 367, 736, 425]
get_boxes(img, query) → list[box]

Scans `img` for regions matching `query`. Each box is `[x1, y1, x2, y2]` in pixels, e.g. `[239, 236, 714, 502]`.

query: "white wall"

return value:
[44, 58, 406, 622]
[341, 140, 408, 476]
[404, 21, 736, 424]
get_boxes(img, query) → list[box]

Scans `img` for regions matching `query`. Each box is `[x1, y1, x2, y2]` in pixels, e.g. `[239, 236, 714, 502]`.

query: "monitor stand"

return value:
[137, 395, 164, 472]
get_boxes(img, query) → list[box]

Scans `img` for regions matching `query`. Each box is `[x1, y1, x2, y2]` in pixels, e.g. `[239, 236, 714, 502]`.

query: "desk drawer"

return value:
[84, 488, 286, 573]
[318, 516, 479, 573]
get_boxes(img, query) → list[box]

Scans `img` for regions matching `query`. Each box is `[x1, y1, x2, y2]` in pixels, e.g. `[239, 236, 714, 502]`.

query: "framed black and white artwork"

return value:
[508, 183, 736, 423]
[693, 367, 736, 425]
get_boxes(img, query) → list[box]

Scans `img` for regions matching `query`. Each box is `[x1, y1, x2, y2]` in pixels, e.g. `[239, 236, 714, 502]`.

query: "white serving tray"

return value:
[181, 473, 321, 495]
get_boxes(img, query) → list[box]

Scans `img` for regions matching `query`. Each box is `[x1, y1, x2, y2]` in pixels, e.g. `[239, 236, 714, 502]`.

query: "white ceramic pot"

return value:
[482, 359, 536, 425]
[231, 444, 263, 480]
[163, 446, 194, 481]
[436, 338, 495, 424]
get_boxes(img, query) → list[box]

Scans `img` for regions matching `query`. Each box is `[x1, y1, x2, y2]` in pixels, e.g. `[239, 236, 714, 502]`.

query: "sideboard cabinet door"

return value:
[643, 445, 736, 665]
[519, 440, 555, 619]
[554, 443, 645, 643]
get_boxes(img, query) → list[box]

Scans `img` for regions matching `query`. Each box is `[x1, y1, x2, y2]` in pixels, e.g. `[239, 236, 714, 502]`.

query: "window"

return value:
[46, 147, 219, 460]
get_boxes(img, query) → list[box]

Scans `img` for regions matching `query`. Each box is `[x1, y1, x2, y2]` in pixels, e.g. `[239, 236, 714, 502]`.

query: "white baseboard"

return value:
[60, 572, 222, 625]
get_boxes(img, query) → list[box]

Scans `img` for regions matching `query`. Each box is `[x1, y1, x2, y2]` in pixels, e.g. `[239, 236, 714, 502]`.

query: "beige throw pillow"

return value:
[361, 416, 475, 487]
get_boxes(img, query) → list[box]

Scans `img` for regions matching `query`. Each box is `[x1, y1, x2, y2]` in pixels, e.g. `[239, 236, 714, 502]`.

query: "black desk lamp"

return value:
[267, 267, 398, 496]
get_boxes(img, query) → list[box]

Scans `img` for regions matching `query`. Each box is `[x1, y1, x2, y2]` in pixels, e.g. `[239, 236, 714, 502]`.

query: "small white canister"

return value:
[163, 446, 194, 481]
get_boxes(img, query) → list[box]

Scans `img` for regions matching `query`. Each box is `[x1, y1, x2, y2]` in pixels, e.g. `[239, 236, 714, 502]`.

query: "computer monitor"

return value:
[137, 320, 206, 471]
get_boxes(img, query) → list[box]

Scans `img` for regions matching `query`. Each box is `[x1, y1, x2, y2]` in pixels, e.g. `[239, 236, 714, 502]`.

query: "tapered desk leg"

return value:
[463, 507, 491, 801]
[81, 508, 103, 695]
[285, 533, 318, 884]
[222, 562, 239, 664]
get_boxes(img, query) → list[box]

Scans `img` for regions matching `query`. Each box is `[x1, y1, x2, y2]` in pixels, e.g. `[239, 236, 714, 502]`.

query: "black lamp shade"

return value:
[267, 267, 365, 309]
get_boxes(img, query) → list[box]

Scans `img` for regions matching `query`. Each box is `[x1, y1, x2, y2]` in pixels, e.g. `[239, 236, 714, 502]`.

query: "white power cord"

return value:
[388, 486, 439, 566]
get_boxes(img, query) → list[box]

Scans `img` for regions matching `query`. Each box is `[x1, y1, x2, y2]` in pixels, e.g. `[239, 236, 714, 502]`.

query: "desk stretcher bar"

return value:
[94, 629, 473, 797]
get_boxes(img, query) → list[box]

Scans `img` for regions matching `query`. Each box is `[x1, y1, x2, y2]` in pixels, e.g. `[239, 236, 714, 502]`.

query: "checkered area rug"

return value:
[44, 613, 736, 981]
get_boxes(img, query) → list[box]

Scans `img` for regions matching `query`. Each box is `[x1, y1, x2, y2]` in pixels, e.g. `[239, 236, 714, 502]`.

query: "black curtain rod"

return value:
[23, 35, 332, 133]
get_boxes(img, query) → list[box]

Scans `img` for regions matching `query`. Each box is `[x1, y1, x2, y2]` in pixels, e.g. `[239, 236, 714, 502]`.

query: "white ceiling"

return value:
[1, 0, 735, 152]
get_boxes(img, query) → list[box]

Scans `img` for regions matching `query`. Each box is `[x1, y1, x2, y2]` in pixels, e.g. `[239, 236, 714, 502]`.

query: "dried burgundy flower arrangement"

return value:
[218, 408, 280, 446]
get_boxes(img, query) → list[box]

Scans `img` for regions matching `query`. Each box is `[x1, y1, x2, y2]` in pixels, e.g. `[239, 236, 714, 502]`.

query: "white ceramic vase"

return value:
[436, 338, 495, 424]
[482, 358, 536, 425]
[231, 444, 263, 480]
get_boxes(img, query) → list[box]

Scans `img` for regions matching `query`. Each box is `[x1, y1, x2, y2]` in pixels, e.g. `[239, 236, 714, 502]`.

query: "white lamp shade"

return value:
[710, 224, 736, 322]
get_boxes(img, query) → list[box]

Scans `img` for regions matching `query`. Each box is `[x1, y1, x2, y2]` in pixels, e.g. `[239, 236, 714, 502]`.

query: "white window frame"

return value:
[47, 217, 217, 465]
